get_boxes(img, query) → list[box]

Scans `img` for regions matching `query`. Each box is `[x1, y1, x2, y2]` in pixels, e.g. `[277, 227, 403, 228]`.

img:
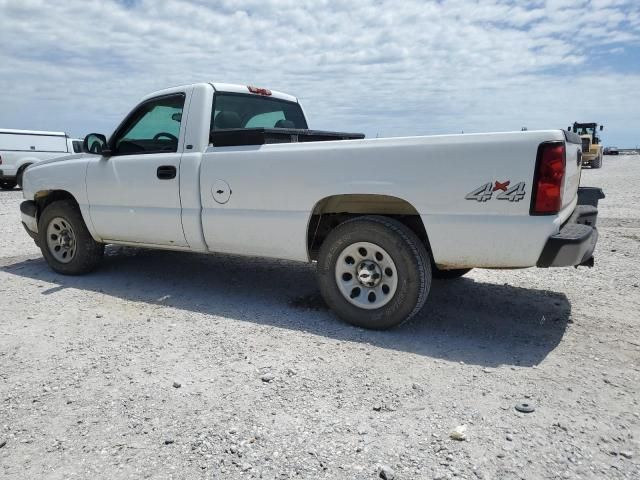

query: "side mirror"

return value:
[568, 126, 572, 132]
[83, 133, 111, 156]
[600, 125, 604, 131]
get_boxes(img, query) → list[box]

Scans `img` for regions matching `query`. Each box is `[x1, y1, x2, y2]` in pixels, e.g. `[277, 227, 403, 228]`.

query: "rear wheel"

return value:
[0, 180, 17, 190]
[317, 216, 431, 330]
[432, 267, 472, 279]
[38, 200, 104, 275]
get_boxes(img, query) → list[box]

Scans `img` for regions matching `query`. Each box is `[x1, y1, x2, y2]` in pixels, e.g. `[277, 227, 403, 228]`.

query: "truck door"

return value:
[86, 92, 190, 247]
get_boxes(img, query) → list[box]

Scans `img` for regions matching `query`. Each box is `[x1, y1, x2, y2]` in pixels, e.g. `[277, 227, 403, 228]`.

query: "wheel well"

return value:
[307, 194, 431, 260]
[34, 190, 79, 220]
[17, 163, 34, 177]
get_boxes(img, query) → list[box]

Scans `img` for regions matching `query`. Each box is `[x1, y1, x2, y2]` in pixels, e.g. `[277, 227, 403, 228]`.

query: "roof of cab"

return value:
[139, 82, 299, 104]
[210, 83, 298, 103]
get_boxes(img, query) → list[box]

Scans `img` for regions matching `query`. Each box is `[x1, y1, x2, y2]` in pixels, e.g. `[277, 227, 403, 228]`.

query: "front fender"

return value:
[14, 156, 42, 173]
[22, 156, 101, 241]
[23, 155, 91, 201]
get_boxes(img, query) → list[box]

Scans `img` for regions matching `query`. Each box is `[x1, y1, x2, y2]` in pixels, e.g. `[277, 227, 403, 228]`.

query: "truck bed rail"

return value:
[210, 128, 365, 147]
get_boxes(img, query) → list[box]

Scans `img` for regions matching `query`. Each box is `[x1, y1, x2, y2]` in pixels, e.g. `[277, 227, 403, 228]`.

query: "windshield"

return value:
[576, 126, 596, 136]
[211, 93, 307, 130]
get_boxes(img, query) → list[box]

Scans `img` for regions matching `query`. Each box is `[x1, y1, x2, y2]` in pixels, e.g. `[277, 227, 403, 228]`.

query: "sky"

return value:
[0, 0, 639, 146]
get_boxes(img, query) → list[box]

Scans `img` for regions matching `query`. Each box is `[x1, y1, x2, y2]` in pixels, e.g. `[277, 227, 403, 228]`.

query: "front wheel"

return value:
[0, 180, 17, 190]
[38, 200, 104, 275]
[317, 216, 431, 330]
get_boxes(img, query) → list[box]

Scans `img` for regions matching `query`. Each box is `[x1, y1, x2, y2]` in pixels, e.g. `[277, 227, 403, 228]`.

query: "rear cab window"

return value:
[211, 93, 307, 132]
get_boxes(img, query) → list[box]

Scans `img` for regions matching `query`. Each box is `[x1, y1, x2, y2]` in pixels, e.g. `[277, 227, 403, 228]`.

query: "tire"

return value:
[38, 200, 104, 275]
[16, 164, 31, 188]
[0, 180, 17, 190]
[317, 215, 431, 330]
[592, 153, 602, 169]
[432, 267, 471, 279]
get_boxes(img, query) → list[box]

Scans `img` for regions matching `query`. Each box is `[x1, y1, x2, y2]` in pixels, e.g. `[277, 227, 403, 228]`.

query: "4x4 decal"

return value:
[466, 181, 526, 202]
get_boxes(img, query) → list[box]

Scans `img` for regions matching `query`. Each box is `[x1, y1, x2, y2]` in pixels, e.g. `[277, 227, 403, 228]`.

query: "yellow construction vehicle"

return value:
[568, 122, 604, 168]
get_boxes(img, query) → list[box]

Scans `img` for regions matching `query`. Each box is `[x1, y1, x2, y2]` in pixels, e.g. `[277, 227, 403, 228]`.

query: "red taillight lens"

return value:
[531, 142, 565, 215]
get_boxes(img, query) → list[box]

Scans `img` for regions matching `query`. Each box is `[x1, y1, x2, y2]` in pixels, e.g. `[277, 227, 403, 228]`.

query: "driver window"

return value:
[113, 94, 185, 155]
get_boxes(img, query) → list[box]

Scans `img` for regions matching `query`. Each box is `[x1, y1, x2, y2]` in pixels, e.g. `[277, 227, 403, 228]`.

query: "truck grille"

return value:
[581, 138, 590, 152]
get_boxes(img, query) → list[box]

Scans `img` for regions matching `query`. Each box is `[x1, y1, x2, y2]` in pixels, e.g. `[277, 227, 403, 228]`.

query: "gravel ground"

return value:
[1, 156, 639, 480]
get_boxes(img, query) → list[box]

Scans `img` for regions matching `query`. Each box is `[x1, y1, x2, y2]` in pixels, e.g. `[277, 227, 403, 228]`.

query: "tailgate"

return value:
[562, 131, 582, 209]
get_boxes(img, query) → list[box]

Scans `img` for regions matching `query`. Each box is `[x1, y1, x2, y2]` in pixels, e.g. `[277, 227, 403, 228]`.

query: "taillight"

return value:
[531, 142, 565, 215]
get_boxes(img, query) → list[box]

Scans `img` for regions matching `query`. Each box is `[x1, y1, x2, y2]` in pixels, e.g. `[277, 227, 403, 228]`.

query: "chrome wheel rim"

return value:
[335, 241, 398, 310]
[46, 217, 76, 264]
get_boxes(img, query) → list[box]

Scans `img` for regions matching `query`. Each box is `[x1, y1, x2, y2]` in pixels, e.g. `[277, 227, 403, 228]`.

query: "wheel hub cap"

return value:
[335, 241, 398, 310]
[46, 217, 77, 264]
[60, 232, 73, 247]
[356, 260, 382, 288]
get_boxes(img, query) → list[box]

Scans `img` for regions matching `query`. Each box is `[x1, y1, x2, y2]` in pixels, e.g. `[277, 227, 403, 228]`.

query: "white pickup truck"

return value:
[0, 129, 83, 190]
[20, 82, 604, 329]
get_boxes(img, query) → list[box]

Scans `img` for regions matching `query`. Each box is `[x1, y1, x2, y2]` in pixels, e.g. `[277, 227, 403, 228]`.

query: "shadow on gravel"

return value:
[2, 247, 571, 367]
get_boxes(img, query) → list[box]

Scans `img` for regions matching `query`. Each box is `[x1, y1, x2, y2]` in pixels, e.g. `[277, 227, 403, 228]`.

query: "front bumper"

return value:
[20, 200, 38, 240]
[537, 187, 605, 268]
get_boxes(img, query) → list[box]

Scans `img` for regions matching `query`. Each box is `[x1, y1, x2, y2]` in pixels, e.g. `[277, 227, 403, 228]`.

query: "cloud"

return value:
[0, 0, 638, 145]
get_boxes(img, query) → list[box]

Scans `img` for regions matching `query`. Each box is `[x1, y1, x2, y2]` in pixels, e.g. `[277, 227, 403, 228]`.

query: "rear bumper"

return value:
[537, 187, 605, 268]
[0, 169, 17, 181]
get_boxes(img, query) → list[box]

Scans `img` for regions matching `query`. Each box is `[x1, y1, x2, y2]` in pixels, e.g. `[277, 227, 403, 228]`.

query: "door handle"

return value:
[157, 165, 177, 180]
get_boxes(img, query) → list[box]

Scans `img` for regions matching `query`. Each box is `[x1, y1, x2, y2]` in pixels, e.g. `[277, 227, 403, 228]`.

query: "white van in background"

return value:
[0, 129, 82, 190]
